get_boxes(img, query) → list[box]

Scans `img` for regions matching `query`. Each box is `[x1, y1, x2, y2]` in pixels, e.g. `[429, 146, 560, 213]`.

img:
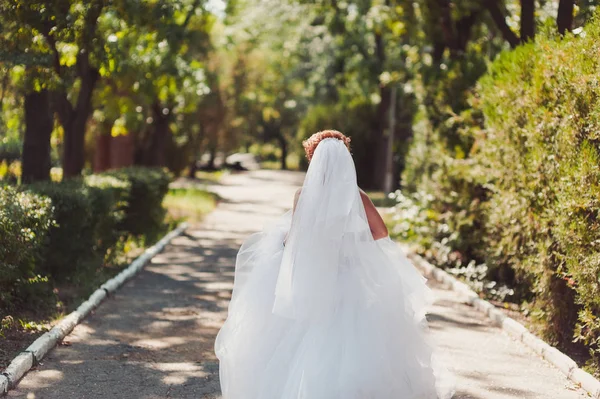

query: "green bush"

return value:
[0, 186, 54, 310]
[476, 23, 600, 356]
[28, 180, 100, 280]
[84, 174, 129, 257]
[26, 167, 171, 283]
[105, 167, 172, 240]
[399, 16, 600, 368]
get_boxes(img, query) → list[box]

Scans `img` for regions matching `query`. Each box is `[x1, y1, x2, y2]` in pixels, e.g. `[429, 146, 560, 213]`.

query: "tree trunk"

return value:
[487, 0, 520, 48]
[147, 102, 171, 166]
[22, 90, 53, 183]
[520, 0, 535, 42]
[557, 0, 575, 35]
[58, 64, 100, 178]
[372, 84, 390, 190]
[371, 29, 389, 191]
[277, 134, 288, 170]
[188, 160, 198, 178]
[207, 146, 217, 170]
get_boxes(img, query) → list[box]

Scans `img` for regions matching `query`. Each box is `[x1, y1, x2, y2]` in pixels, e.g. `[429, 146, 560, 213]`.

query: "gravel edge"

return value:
[398, 243, 600, 399]
[0, 222, 189, 396]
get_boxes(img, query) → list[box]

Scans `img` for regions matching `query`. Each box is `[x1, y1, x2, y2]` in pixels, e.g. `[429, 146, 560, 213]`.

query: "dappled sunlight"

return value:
[59, 360, 84, 365]
[133, 336, 188, 350]
[58, 323, 96, 342]
[151, 361, 208, 385]
[197, 281, 233, 293]
[13, 369, 64, 391]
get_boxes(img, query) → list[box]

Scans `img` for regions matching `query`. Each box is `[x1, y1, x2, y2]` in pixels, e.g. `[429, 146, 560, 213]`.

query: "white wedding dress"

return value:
[214, 138, 454, 399]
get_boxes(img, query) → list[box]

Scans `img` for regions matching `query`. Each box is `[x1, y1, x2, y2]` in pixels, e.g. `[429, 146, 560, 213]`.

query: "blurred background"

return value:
[1, 0, 600, 381]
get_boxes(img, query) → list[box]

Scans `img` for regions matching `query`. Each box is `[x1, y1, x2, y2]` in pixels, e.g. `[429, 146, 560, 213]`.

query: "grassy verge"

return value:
[163, 187, 219, 223]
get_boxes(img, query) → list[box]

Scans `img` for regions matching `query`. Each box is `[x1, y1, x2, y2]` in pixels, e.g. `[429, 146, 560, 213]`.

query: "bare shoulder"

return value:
[358, 188, 373, 206]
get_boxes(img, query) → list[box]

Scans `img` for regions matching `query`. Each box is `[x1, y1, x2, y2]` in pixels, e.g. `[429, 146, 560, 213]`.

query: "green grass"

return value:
[163, 187, 219, 223]
[193, 170, 225, 183]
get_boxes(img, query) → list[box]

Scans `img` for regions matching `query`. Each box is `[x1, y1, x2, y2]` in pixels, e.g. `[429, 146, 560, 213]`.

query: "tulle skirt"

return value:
[214, 211, 454, 399]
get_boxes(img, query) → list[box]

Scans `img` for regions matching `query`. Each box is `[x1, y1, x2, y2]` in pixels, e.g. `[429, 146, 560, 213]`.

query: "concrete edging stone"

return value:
[0, 223, 188, 396]
[399, 243, 600, 399]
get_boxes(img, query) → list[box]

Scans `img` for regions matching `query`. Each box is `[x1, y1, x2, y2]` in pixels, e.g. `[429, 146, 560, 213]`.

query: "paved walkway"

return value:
[7, 170, 588, 398]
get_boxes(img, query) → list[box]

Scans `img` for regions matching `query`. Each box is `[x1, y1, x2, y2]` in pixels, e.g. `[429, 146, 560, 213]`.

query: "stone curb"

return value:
[0, 223, 188, 397]
[398, 243, 600, 399]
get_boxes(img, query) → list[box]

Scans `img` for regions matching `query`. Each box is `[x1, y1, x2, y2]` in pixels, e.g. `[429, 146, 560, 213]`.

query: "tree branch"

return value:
[74, 0, 104, 117]
[486, 0, 520, 48]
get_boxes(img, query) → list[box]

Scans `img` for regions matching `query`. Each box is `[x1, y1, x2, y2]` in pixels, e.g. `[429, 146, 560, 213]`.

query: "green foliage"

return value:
[399, 15, 600, 367]
[84, 174, 129, 257]
[299, 100, 379, 185]
[28, 180, 101, 280]
[476, 23, 600, 357]
[0, 186, 54, 309]
[105, 167, 172, 240]
[24, 167, 170, 283]
[0, 138, 21, 163]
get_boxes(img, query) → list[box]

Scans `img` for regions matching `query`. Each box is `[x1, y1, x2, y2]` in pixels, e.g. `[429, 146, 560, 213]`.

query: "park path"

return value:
[8, 170, 588, 399]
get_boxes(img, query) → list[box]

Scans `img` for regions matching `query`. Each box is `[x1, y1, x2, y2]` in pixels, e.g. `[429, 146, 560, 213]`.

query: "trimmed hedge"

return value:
[398, 17, 600, 369]
[0, 167, 172, 311]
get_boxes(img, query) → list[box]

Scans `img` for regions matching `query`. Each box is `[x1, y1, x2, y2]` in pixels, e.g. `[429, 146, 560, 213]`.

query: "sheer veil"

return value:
[274, 138, 379, 321]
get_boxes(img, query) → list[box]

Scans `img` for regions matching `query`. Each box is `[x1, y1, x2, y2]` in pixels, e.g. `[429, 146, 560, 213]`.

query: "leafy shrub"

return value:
[398, 15, 600, 368]
[0, 186, 54, 310]
[27, 167, 171, 280]
[28, 180, 99, 280]
[476, 23, 600, 356]
[105, 167, 172, 240]
[84, 174, 130, 257]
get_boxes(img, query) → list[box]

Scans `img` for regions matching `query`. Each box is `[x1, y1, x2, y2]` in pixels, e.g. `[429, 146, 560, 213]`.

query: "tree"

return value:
[0, 0, 106, 178]
[97, 0, 212, 169]
[40, 1, 105, 177]
[0, 2, 58, 182]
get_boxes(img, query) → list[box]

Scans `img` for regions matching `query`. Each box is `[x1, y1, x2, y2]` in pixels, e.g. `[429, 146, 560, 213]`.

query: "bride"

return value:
[214, 130, 454, 399]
